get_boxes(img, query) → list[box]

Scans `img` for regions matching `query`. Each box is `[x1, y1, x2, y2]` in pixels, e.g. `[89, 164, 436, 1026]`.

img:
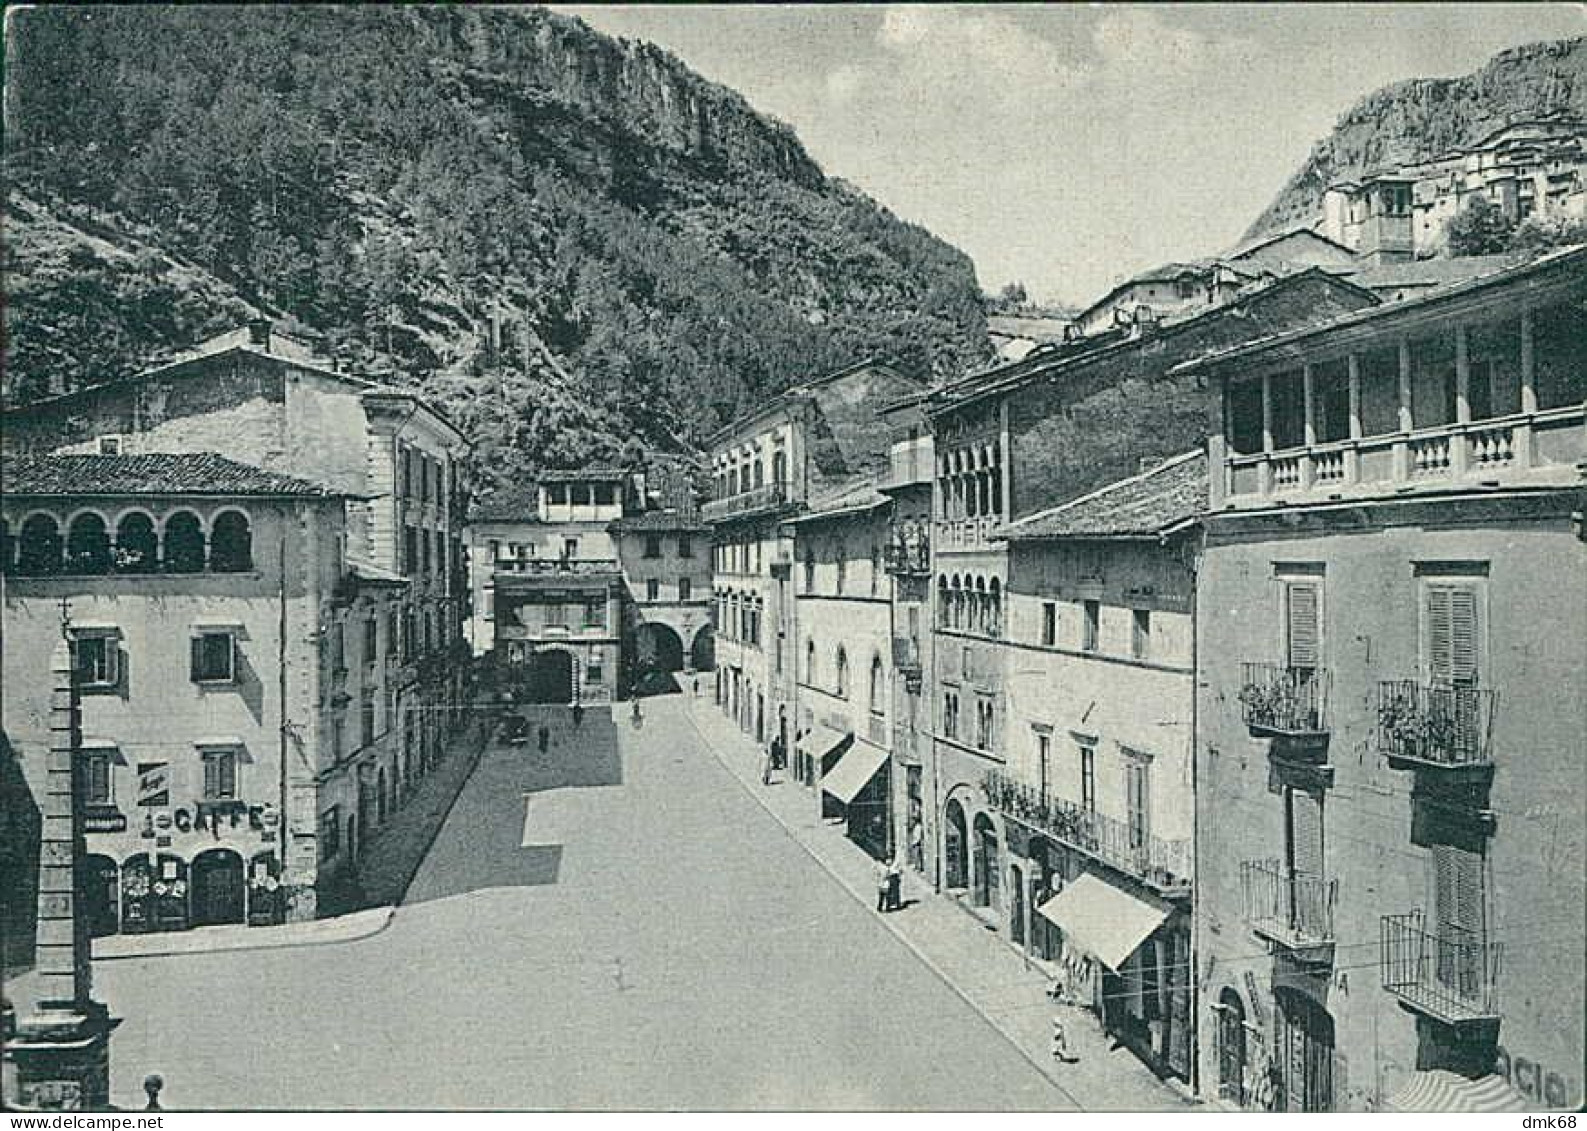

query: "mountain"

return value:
[2, 6, 989, 484]
[1246, 36, 1587, 239]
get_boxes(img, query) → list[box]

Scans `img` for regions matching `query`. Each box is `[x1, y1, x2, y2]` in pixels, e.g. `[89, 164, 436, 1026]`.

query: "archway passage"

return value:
[1218, 988, 1248, 1106]
[191, 849, 245, 927]
[633, 622, 685, 696]
[690, 624, 715, 672]
[973, 812, 1000, 909]
[525, 649, 575, 704]
[84, 854, 119, 937]
[944, 798, 969, 890]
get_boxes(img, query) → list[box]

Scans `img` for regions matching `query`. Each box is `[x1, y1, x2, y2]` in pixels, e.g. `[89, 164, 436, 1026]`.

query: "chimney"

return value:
[247, 317, 273, 350]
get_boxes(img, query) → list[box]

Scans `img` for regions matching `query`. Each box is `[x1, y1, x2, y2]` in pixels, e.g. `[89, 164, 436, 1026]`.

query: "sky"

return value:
[553, 3, 1583, 308]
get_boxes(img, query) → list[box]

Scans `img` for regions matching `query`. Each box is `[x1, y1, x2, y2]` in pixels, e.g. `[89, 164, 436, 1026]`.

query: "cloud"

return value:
[867, 6, 1084, 112]
[1091, 8, 1260, 84]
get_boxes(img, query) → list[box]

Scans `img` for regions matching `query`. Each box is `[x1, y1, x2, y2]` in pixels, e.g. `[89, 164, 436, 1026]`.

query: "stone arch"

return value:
[636, 620, 686, 675]
[66, 509, 113, 574]
[834, 645, 849, 698]
[989, 576, 1002, 637]
[210, 509, 254, 573]
[972, 809, 1001, 909]
[937, 574, 950, 627]
[163, 510, 206, 573]
[690, 622, 715, 671]
[16, 511, 62, 575]
[869, 651, 886, 716]
[974, 575, 988, 633]
[1217, 985, 1250, 1105]
[943, 795, 969, 889]
[113, 509, 159, 574]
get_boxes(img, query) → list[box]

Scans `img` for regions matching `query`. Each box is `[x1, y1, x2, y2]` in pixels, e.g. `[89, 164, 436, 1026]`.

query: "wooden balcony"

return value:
[1381, 911, 1501, 1025]
[883, 521, 931, 575]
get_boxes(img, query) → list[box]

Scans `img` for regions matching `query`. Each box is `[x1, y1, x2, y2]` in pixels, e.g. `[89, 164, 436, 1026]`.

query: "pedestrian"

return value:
[537, 723, 549, 754]
[1050, 1016, 1076, 1063]
[571, 702, 584, 730]
[885, 855, 903, 911]
[875, 858, 891, 913]
[692, 675, 700, 697]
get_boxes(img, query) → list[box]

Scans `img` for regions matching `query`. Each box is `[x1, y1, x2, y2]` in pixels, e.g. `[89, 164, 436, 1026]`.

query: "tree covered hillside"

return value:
[4, 6, 989, 483]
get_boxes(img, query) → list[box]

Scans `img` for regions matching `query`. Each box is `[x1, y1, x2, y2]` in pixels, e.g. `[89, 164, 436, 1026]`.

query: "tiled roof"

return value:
[1343, 254, 1521, 291]
[608, 509, 709, 533]
[786, 478, 891, 525]
[2, 453, 341, 498]
[995, 451, 1206, 541]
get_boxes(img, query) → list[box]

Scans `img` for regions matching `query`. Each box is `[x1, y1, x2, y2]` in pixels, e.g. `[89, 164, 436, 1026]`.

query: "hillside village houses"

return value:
[0, 320, 473, 939]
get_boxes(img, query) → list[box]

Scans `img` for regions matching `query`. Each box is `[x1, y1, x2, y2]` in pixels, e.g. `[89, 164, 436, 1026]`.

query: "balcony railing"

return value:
[1381, 910, 1502, 1024]
[702, 480, 790, 523]
[1221, 403, 1586, 505]
[983, 769, 1191, 895]
[1375, 681, 1496, 770]
[883, 522, 931, 575]
[1241, 859, 1336, 952]
[1239, 663, 1330, 736]
[493, 557, 620, 578]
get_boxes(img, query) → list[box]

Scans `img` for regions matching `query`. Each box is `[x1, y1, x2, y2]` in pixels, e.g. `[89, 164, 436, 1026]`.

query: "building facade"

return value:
[991, 453, 1202, 1083]
[705, 361, 923, 762]
[1188, 246, 1586, 1112]
[789, 484, 895, 861]
[609, 480, 714, 690]
[0, 453, 387, 935]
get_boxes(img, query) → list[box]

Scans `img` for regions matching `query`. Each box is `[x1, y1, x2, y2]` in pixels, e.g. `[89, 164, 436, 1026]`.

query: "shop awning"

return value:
[798, 724, 850, 762]
[1384, 1071, 1530, 1113]
[820, 738, 888, 805]
[1036, 872, 1170, 971]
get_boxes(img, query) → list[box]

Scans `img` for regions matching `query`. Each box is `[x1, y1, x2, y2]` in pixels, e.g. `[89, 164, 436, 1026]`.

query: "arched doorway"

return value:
[1217, 988, 1248, 1106]
[944, 798, 969, 889]
[191, 849, 245, 927]
[636, 622, 684, 672]
[152, 854, 189, 931]
[690, 623, 715, 672]
[973, 812, 1000, 909]
[526, 648, 576, 704]
[121, 856, 154, 934]
[84, 854, 119, 937]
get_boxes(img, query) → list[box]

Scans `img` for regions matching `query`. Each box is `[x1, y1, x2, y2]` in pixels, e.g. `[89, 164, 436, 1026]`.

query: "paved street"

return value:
[81, 696, 1065, 1110]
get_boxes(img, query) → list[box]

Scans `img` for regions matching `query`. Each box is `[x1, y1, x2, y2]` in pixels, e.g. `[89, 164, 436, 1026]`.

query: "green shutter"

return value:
[1289, 790, 1324, 879]
[1449, 587, 1479, 687]
[1433, 843, 1484, 937]
[1426, 586, 1454, 684]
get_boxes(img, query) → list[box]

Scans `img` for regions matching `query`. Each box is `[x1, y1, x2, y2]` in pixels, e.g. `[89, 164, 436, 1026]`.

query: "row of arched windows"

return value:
[713, 448, 789, 501]
[802, 640, 889, 715]
[0, 509, 254, 576]
[937, 573, 1002, 637]
[938, 443, 1004, 521]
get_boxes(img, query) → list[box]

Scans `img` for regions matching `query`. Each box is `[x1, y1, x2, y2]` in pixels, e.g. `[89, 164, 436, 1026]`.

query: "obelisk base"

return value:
[7, 1000, 117, 1111]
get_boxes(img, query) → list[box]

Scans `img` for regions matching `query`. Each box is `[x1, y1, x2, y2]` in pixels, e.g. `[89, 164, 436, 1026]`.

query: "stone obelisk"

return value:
[7, 639, 116, 1110]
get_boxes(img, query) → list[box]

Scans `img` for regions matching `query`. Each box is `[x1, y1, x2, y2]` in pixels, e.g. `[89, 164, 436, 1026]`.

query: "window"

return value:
[678, 576, 691, 602]
[803, 548, 815, 592]
[646, 578, 660, 602]
[943, 690, 960, 740]
[1041, 602, 1057, 647]
[1286, 787, 1324, 881]
[363, 618, 379, 665]
[1432, 842, 1486, 948]
[869, 654, 885, 716]
[644, 535, 663, 559]
[562, 537, 578, 561]
[202, 748, 239, 800]
[835, 647, 849, 697]
[1424, 581, 1481, 688]
[191, 630, 237, 683]
[73, 631, 120, 689]
[84, 751, 114, 805]
[210, 511, 253, 573]
[805, 639, 816, 684]
[1079, 744, 1096, 811]
[360, 691, 376, 748]
[404, 527, 418, 575]
[1082, 600, 1100, 652]
[678, 536, 693, 559]
[1035, 730, 1052, 797]
[331, 715, 345, 762]
[1125, 756, 1150, 851]
[546, 602, 567, 627]
[587, 660, 604, 684]
[835, 546, 847, 594]
[1131, 609, 1151, 660]
[98, 435, 123, 456]
[583, 597, 605, 628]
[975, 697, 994, 750]
[483, 589, 495, 621]
[870, 544, 881, 595]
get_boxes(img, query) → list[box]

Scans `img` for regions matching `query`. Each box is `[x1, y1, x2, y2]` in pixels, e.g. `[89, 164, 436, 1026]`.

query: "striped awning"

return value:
[1384, 1071, 1530, 1113]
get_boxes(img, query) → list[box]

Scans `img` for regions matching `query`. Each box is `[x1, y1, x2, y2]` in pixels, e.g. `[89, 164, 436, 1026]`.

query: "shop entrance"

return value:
[84, 854, 119, 937]
[944, 799, 968, 889]
[191, 849, 246, 927]
[526, 649, 576, 704]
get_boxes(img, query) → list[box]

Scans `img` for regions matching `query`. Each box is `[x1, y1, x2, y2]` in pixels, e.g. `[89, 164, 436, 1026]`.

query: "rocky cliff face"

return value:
[2, 6, 986, 485]
[1247, 37, 1587, 238]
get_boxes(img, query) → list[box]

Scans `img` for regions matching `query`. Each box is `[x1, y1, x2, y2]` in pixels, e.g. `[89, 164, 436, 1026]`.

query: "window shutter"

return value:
[1426, 586, 1454, 684]
[1286, 583, 1320, 670]
[1433, 843, 1484, 938]
[1289, 790, 1324, 878]
[1449, 587, 1479, 687]
[190, 636, 204, 682]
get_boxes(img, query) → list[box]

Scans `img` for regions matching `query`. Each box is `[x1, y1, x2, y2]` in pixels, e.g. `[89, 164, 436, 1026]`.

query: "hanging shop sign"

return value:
[137, 762, 169, 806]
